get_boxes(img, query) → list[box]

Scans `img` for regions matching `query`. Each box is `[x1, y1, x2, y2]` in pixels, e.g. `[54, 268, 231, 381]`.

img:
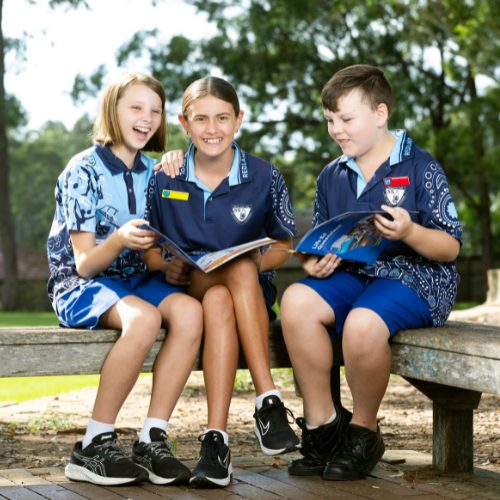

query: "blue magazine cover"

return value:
[296, 211, 389, 264]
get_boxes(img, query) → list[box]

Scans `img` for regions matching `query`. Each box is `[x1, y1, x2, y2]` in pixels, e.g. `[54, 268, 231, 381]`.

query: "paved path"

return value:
[0, 451, 499, 499]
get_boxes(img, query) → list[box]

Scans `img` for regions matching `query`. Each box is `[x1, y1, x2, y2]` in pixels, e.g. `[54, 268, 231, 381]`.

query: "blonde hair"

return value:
[181, 76, 240, 118]
[321, 64, 393, 117]
[93, 72, 167, 152]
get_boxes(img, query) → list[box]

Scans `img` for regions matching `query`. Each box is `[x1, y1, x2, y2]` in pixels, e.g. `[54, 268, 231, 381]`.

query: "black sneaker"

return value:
[288, 404, 352, 476]
[323, 423, 385, 480]
[253, 395, 299, 455]
[132, 428, 190, 485]
[65, 431, 148, 485]
[190, 431, 232, 488]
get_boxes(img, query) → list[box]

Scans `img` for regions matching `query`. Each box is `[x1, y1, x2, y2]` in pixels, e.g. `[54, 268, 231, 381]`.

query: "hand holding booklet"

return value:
[140, 223, 276, 273]
[295, 211, 390, 264]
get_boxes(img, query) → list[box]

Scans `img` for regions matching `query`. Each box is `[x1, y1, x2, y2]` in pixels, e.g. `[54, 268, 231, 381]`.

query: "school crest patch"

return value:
[231, 204, 252, 224]
[383, 176, 410, 206]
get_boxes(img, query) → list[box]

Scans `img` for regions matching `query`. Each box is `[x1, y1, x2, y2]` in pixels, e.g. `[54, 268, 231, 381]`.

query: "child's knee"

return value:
[203, 285, 234, 317]
[123, 307, 162, 349]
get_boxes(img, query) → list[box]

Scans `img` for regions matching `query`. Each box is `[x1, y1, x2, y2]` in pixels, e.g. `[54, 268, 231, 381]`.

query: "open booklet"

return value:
[140, 223, 276, 273]
[295, 211, 393, 264]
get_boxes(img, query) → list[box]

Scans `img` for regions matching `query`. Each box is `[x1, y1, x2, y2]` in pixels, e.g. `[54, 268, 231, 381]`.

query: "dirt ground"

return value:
[0, 371, 498, 474]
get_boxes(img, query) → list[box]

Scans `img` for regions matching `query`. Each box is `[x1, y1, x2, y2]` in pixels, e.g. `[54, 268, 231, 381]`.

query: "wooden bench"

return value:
[0, 321, 499, 474]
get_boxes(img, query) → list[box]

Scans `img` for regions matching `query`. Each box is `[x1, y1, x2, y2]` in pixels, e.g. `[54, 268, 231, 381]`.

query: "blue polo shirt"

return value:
[47, 145, 157, 307]
[148, 142, 296, 255]
[313, 130, 462, 326]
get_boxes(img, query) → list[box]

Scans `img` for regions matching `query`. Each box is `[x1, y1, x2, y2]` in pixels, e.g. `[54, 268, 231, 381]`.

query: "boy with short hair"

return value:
[281, 64, 462, 481]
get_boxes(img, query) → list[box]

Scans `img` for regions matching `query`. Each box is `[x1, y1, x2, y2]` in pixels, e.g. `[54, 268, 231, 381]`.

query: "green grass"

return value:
[0, 374, 101, 403]
[0, 311, 59, 327]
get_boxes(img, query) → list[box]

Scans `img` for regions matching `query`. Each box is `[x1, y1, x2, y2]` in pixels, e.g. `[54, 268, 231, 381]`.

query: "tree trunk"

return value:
[0, 0, 19, 310]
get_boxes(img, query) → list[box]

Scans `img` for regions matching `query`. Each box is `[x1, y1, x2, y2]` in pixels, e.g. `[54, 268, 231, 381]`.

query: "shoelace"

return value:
[198, 432, 224, 461]
[98, 440, 129, 461]
[258, 401, 296, 425]
[147, 440, 174, 459]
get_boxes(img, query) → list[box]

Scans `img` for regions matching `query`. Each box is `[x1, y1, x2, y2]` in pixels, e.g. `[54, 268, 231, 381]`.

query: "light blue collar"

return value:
[345, 129, 406, 198]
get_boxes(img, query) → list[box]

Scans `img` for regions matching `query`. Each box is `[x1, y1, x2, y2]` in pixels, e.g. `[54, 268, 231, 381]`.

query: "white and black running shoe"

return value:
[253, 395, 299, 455]
[65, 432, 148, 485]
[132, 428, 190, 485]
[190, 430, 232, 488]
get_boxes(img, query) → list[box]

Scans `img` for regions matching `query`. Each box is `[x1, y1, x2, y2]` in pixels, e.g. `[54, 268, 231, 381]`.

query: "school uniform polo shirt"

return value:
[313, 130, 462, 326]
[47, 144, 157, 306]
[148, 142, 296, 255]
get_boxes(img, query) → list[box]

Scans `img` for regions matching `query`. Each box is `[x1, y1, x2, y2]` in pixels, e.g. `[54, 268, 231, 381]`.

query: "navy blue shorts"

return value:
[299, 271, 432, 338]
[56, 271, 184, 329]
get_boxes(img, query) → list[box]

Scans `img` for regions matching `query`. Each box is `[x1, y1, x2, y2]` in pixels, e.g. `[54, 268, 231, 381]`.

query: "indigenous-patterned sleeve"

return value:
[60, 154, 101, 233]
[416, 159, 462, 242]
[312, 170, 330, 228]
[147, 171, 163, 232]
[266, 165, 297, 238]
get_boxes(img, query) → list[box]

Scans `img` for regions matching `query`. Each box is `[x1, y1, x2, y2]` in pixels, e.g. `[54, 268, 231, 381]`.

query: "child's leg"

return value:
[280, 283, 337, 426]
[145, 293, 203, 421]
[93, 296, 163, 424]
[342, 308, 391, 431]
[202, 285, 239, 431]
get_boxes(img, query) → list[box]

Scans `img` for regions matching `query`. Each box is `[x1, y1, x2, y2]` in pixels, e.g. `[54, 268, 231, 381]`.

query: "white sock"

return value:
[255, 389, 281, 410]
[140, 417, 169, 443]
[305, 410, 337, 431]
[82, 419, 115, 449]
[204, 428, 229, 446]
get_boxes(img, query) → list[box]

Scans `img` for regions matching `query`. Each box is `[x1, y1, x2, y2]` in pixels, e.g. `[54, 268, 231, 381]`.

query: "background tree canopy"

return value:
[2, 0, 499, 309]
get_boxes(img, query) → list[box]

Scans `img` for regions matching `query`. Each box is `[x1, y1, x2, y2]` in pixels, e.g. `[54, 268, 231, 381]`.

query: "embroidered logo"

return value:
[257, 418, 271, 436]
[231, 204, 252, 224]
[383, 176, 410, 206]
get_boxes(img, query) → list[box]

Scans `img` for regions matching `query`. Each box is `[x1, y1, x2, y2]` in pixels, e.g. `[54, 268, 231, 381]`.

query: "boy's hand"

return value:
[375, 205, 414, 241]
[165, 257, 192, 286]
[117, 219, 157, 250]
[154, 149, 185, 178]
[299, 253, 341, 278]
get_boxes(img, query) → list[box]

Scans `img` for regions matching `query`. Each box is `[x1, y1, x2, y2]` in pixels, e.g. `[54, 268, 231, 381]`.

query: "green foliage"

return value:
[9, 116, 93, 253]
[0, 311, 58, 327]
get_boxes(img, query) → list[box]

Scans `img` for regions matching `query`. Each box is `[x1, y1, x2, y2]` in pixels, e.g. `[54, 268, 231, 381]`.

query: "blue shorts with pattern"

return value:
[56, 271, 184, 329]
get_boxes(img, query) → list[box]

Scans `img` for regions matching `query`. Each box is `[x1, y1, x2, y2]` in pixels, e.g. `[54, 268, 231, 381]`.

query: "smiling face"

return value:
[112, 83, 163, 162]
[324, 88, 389, 162]
[179, 94, 243, 162]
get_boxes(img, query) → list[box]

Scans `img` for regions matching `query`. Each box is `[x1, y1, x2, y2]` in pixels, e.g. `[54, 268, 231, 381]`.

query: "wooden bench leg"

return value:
[404, 377, 482, 473]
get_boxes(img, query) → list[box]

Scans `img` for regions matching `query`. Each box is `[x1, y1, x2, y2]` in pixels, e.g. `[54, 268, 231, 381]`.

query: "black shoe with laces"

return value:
[288, 404, 352, 476]
[190, 430, 232, 488]
[65, 431, 148, 485]
[253, 395, 299, 455]
[132, 428, 190, 485]
[323, 423, 385, 480]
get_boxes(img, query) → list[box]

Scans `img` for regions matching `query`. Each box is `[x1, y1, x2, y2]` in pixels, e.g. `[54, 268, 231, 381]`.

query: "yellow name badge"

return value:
[162, 189, 189, 201]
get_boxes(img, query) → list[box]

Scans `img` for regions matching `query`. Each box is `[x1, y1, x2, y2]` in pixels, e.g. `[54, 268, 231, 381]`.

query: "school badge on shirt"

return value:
[231, 204, 252, 224]
[383, 176, 410, 206]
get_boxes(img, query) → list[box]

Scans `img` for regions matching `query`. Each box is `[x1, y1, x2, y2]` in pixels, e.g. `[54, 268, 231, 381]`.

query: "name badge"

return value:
[162, 189, 189, 201]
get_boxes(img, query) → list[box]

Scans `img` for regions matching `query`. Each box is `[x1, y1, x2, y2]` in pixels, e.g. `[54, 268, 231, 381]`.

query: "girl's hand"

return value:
[165, 257, 192, 286]
[374, 205, 413, 241]
[154, 149, 185, 178]
[117, 219, 157, 250]
[249, 249, 263, 272]
[299, 253, 341, 278]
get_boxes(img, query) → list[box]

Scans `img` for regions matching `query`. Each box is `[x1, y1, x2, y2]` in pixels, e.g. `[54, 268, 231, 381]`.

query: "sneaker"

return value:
[132, 428, 190, 485]
[323, 423, 385, 480]
[65, 431, 148, 486]
[190, 430, 232, 488]
[253, 395, 299, 455]
[288, 404, 352, 476]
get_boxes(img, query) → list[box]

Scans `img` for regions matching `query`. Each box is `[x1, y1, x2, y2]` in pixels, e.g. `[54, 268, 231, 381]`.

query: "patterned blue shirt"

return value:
[47, 145, 158, 308]
[313, 130, 462, 326]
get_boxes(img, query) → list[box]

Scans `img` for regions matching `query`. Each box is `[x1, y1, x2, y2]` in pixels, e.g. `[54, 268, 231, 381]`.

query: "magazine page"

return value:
[140, 223, 276, 273]
[295, 211, 388, 264]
